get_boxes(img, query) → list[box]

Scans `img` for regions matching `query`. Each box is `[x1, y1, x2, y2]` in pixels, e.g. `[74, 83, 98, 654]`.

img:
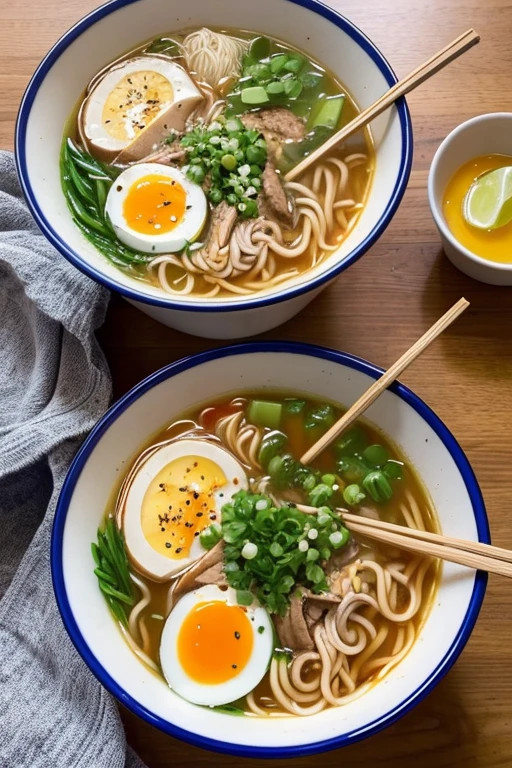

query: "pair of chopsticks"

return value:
[285, 28, 480, 181]
[342, 513, 512, 578]
[298, 297, 512, 579]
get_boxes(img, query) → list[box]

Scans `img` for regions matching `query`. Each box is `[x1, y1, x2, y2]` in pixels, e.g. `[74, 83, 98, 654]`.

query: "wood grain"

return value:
[3, 0, 512, 765]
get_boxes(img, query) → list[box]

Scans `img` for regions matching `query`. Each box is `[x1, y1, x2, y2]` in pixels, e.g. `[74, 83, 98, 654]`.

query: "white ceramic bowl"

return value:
[16, 0, 412, 339]
[52, 343, 489, 757]
[428, 112, 512, 285]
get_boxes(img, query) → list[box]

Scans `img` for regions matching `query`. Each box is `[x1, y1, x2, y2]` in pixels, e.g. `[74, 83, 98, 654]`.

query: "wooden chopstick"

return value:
[285, 28, 480, 182]
[342, 515, 512, 579]
[342, 511, 512, 564]
[299, 297, 469, 465]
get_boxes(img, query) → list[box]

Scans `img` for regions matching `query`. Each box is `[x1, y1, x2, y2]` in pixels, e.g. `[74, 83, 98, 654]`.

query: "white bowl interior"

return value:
[60, 350, 481, 751]
[22, 0, 406, 305]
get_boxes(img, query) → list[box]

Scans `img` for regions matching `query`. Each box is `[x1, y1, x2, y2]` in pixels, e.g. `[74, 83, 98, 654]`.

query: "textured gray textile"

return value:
[0, 152, 146, 768]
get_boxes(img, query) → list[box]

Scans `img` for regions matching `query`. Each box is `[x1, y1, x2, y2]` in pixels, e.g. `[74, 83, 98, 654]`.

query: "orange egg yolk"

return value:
[177, 601, 254, 684]
[141, 455, 229, 560]
[123, 173, 186, 235]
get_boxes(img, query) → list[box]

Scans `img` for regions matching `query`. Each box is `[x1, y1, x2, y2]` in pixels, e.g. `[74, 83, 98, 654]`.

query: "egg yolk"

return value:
[443, 154, 512, 263]
[177, 601, 254, 684]
[123, 174, 187, 235]
[102, 71, 173, 141]
[141, 455, 228, 559]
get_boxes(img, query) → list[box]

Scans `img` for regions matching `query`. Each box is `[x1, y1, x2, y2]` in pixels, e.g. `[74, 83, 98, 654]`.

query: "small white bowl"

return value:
[52, 342, 489, 757]
[16, 0, 412, 339]
[428, 112, 512, 285]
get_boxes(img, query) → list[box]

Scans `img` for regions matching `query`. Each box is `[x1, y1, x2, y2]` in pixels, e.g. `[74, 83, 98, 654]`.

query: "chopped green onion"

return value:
[362, 471, 393, 503]
[241, 542, 258, 560]
[236, 590, 255, 606]
[199, 523, 222, 550]
[343, 484, 366, 506]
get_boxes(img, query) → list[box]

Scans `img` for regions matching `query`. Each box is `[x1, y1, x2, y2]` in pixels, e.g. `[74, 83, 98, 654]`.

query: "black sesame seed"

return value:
[196, 512, 203, 517]
[165, 542, 171, 549]
[116, 185, 123, 192]
[209, 514, 216, 520]
[176, 547, 182, 554]
[160, 527, 165, 532]
[234, 631, 240, 640]
[232, 664, 237, 669]
[193, 491, 200, 500]
[179, 486, 187, 492]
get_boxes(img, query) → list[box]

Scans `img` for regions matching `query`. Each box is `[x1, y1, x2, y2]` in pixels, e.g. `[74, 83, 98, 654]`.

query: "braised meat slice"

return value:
[273, 589, 315, 651]
[241, 108, 306, 144]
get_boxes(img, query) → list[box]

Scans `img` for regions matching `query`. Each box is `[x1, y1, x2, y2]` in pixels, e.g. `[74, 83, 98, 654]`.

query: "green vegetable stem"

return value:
[91, 516, 135, 626]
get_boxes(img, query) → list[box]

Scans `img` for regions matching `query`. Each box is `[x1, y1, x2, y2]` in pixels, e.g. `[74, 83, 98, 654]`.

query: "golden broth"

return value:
[443, 154, 512, 263]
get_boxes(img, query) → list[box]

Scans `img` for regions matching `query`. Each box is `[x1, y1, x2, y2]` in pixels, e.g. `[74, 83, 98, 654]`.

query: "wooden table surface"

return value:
[3, 0, 512, 765]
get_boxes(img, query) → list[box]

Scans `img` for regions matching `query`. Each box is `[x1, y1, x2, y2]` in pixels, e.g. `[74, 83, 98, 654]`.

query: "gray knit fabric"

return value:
[0, 152, 146, 768]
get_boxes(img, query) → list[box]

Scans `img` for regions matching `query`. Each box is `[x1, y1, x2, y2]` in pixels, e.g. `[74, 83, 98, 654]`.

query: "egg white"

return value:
[120, 439, 247, 581]
[83, 57, 202, 157]
[105, 163, 207, 253]
[160, 585, 274, 706]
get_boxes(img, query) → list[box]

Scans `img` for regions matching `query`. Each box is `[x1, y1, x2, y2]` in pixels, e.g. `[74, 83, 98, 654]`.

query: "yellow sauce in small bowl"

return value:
[443, 154, 512, 263]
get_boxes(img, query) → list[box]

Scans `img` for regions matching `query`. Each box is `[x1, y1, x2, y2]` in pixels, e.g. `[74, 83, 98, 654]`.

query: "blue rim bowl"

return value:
[15, 0, 413, 314]
[51, 341, 489, 757]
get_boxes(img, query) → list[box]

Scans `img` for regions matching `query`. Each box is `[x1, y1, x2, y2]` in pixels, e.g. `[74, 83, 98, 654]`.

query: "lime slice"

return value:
[463, 166, 512, 230]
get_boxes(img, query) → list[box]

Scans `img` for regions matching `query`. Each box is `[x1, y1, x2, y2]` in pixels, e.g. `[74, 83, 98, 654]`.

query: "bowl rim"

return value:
[51, 340, 489, 758]
[428, 111, 512, 273]
[15, 0, 413, 314]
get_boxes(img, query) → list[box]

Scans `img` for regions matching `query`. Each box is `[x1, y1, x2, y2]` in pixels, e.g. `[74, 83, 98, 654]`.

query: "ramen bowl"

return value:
[16, 0, 412, 339]
[52, 342, 488, 756]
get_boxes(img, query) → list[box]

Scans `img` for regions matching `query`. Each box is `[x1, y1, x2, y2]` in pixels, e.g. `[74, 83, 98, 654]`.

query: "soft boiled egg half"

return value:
[105, 163, 207, 253]
[160, 584, 273, 706]
[117, 439, 247, 581]
[81, 57, 203, 163]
